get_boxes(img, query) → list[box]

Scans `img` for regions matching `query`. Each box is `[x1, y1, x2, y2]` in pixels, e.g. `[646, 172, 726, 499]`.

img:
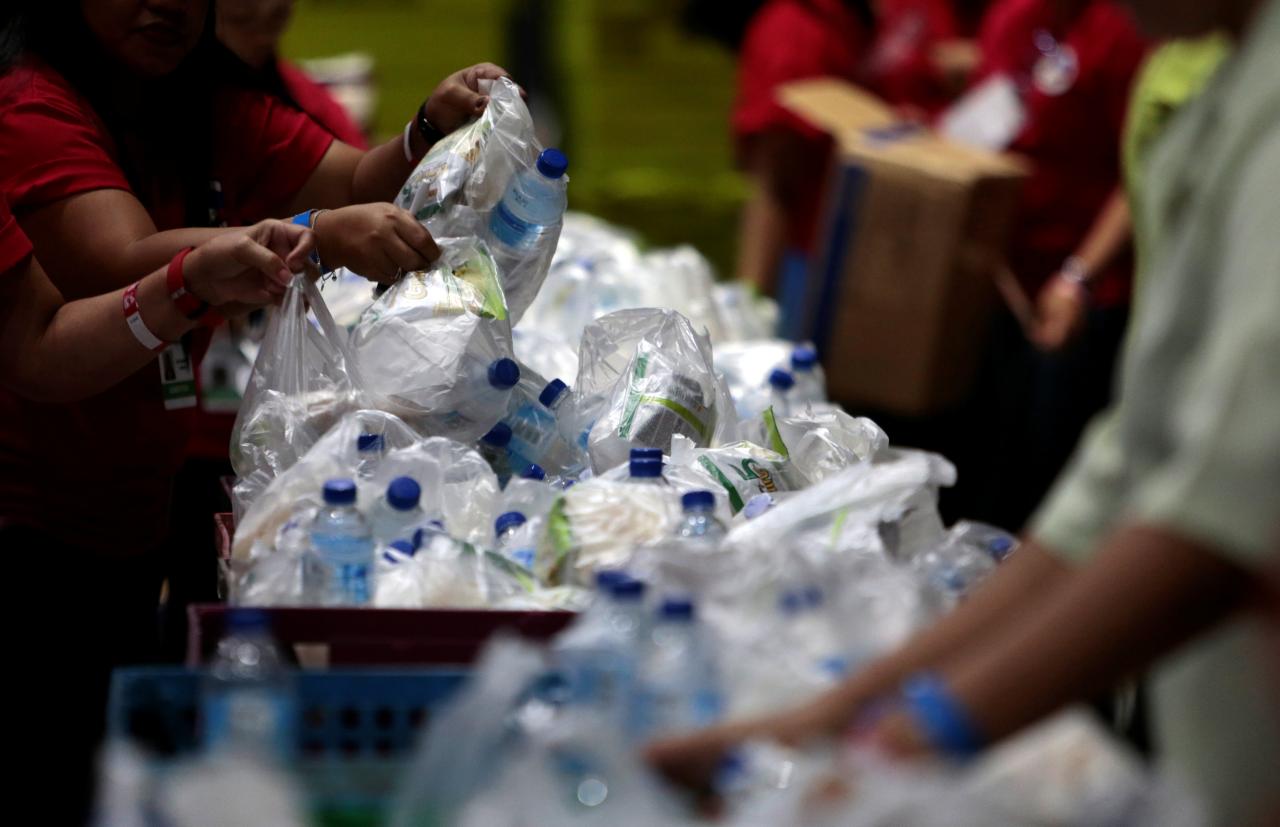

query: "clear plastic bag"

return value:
[748, 408, 891, 484]
[582, 309, 737, 472]
[231, 273, 361, 517]
[671, 431, 810, 515]
[396, 77, 538, 229]
[349, 237, 517, 443]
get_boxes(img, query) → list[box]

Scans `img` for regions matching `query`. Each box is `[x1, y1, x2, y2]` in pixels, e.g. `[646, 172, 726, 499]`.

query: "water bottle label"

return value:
[490, 200, 546, 250]
[335, 563, 370, 604]
[202, 690, 295, 755]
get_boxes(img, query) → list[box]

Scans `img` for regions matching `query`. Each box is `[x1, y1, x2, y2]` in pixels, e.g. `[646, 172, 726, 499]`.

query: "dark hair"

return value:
[1, 1, 267, 228]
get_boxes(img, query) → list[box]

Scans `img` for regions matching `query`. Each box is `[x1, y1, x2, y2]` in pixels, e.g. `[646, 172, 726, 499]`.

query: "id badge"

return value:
[159, 339, 198, 410]
[938, 75, 1027, 151]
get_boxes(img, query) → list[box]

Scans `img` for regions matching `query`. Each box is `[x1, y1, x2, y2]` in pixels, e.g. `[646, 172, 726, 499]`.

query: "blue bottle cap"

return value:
[594, 570, 629, 591]
[778, 590, 805, 614]
[411, 520, 446, 549]
[536, 148, 569, 179]
[768, 368, 796, 391]
[488, 358, 521, 390]
[521, 463, 547, 481]
[681, 490, 715, 512]
[481, 422, 513, 447]
[659, 597, 695, 621]
[988, 536, 1015, 560]
[612, 579, 646, 601]
[538, 378, 569, 408]
[629, 457, 663, 479]
[357, 433, 384, 452]
[386, 476, 421, 511]
[322, 478, 357, 506]
[791, 345, 818, 371]
[495, 511, 527, 536]
[389, 539, 416, 556]
[630, 447, 662, 461]
[802, 585, 824, 607]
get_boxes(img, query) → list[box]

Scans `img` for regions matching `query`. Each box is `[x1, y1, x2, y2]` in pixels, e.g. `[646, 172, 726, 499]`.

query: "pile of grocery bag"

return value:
[202, 77, 1202, 826]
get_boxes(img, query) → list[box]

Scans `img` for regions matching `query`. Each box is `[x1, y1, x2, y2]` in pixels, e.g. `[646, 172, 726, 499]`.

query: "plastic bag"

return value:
[538, 477, 683, 586]
[231, 273, 361, 517]
[747, 408, 890, 483]
[232, 409, 417, 561]
[396, 77, 537, 229]
[712, 283, 779, 344]
[672, 431, 810, 515]
[350, 236, 517, 442]
[582, 309, 737, 472]
[374, 533, 539, 609]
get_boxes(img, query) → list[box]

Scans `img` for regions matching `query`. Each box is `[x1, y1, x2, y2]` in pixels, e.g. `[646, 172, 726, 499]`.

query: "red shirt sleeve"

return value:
[0, 61, 133, 212]
[0, 199, 33, 275]
[732, 0, 868, 142]
[214, 88, 335, 223]
[277, 60, 369, 150]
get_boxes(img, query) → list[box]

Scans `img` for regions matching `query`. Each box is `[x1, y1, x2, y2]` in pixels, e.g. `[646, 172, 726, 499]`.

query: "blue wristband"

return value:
[291, 210, 325, 270]
[900, 673, 985, 759]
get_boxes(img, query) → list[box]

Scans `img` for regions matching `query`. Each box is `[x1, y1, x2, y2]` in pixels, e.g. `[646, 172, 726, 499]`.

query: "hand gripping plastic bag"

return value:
[231, 273, 361, 517]
[580, 309, 738, 472]
[396, 77, 537, 228]
[395, 77, 563, 323]
[350, 236, 518, 442]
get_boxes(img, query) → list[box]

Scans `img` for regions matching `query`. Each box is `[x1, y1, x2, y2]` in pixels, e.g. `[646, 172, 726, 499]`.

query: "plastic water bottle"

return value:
[555, 573, 648, 719]
[627, 447, 669, 485]
[636, 597, 722, 737]
[778, 586, 848, 680]
[451, 357, 521, 429]
[541, 378, 596, 453]
[309, 479, 375, 605]
[355, 433, 385, 481]
[202, 609, 295, 756]
[790, 345, 827, 405]
[767, 368, 796, 417]
[367, 476, 424, 546]
[676, 490, 726, 548]
[520, 463, 546, 482]
[489, 148, 569, 251]
[412, 519, 448, 552]
[495, 511, 536, 570]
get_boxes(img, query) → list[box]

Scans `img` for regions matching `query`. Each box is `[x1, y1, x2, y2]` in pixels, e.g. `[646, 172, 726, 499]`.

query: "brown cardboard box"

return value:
[778, 79, 1027, 416]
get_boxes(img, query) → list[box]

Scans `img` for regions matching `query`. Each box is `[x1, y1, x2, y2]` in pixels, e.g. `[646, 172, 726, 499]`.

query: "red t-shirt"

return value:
[732, 0, 870, 253]
[0, 199, 32, 275]
[970, 0, 1147, 306]
[278, 59, 368, 150]
[0, 56, 334, 553]
[862, 0, 968, 116]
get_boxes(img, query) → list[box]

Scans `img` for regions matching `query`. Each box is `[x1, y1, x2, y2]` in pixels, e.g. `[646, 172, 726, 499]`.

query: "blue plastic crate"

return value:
[108, 667, 470, 760]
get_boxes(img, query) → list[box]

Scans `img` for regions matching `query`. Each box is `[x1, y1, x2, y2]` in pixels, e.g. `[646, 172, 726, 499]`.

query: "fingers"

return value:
[391, 211, 440, 263]
[232, 233, 292, 288]
[384, 235, 430, 274]
[463, 62, 510, 88]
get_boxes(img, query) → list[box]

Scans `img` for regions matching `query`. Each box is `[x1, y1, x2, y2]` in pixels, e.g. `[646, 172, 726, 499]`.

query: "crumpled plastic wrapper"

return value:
[350, 236, 516, 443]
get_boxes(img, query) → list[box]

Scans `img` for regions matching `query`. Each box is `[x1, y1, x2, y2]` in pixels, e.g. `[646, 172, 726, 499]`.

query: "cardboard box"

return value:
[779, 79, 1027, 415]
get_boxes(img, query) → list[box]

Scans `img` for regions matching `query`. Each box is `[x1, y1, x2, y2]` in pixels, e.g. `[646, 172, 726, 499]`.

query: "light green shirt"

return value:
[1030, 1, 1280, 822]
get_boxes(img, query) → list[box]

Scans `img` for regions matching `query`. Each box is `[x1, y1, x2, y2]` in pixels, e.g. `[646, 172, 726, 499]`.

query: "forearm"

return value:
[1, 258, 197, 402]
[944, 523, 1251, 745]
[820, 542, 1072, 724]
[1070, 189, 1132, 277]
[351, 134, 423, 205]
[735, 182, 789, 294]
[120, 227, 232, 281]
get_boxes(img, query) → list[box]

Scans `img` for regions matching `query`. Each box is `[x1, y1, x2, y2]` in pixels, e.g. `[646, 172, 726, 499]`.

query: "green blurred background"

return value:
[282, 0, 747, 275]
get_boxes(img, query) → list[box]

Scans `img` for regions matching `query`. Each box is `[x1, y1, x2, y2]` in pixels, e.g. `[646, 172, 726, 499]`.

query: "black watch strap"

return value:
[416, 101, 446, 148]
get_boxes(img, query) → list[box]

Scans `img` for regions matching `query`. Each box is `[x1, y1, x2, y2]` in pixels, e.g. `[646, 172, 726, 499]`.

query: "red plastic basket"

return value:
[187, 604, 575, 668]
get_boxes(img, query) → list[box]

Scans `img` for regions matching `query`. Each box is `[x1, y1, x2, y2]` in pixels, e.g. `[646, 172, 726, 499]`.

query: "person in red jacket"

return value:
[862, 0, 990, 118]
[731, 0, 874, 318]
[216, 0, 369, 149]
[947, 0, 1149, 532]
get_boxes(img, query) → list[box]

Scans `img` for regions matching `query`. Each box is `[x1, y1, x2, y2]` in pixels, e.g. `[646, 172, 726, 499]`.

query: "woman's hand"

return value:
[1032, 272, 1088, 352]
[313, 203, 440, 283]
[183, 219, 312, 307]
[423, 62, 519, 134]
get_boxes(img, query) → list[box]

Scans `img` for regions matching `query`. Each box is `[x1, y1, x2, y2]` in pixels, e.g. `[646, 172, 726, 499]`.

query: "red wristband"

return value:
[166, 246, 211, 321]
